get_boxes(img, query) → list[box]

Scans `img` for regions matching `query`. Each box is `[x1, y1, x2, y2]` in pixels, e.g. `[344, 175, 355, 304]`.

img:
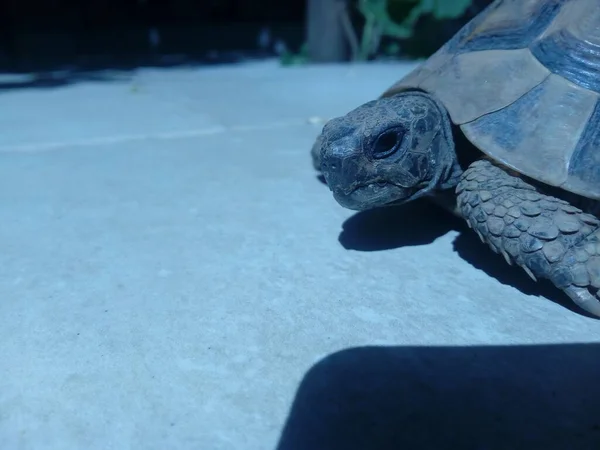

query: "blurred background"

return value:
[0, 0, 494, 75]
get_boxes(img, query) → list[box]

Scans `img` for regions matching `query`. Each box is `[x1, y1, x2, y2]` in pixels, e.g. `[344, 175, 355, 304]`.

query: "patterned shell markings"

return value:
[382, 0, 600, 200]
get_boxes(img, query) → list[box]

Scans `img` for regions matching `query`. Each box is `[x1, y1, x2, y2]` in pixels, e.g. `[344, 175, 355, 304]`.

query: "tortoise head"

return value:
[317, 91, 458, 211]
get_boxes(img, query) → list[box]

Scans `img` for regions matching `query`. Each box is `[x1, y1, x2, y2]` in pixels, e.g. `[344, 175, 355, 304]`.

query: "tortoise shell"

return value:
[382, 0, 600, 200]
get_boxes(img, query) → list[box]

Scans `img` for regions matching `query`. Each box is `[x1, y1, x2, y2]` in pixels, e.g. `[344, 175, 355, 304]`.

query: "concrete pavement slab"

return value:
[1, 59, 599, 449]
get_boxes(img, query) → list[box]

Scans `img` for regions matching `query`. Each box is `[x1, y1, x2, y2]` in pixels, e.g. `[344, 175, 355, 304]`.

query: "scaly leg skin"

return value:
[456, 158, 600, 317]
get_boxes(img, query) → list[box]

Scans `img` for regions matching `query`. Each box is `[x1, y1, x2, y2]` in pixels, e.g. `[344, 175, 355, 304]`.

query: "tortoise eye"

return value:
[372, 128, 403, 159]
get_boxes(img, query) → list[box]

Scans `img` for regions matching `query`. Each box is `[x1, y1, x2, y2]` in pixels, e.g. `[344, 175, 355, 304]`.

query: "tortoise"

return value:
[311, 0, 600, 317]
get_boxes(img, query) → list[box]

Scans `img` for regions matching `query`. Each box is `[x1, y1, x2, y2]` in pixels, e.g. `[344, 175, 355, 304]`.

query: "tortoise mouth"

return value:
[334, 180, 414, 210]
[350, 180, 390, 194]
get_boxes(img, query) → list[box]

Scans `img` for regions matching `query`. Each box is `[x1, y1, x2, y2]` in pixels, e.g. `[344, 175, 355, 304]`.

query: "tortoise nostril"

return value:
[320, 160, 337, 171]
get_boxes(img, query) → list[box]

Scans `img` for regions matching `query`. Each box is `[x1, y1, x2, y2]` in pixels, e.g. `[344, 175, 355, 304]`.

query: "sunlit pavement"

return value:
[1, 59, 599, 449]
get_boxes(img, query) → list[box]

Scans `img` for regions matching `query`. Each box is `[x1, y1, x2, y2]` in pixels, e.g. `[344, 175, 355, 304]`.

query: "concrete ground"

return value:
[1, 59, 599, 449]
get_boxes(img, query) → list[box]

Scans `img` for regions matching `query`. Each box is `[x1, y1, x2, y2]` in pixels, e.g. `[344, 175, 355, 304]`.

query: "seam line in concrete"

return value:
[0, 119, 317, 153]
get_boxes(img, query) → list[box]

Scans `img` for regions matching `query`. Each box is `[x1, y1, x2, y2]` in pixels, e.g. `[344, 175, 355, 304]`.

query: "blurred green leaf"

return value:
[357, 0, 414, 39]
[384, 42, 401, 55]
[279, 42, 308, 66]
[353, 0, 474, 60]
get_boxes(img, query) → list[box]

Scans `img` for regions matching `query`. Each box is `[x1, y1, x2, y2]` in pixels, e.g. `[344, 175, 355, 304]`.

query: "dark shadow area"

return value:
[338, 202, 596, 318]
[277, 344, 600, 450]
[0, 50, 280, 92]
[338, 199, 464, 252]
[0, 0, 306, 91]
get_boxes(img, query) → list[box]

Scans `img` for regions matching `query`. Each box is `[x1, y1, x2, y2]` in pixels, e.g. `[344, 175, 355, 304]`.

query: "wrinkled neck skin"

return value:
[424, 93, 483, 216]
[418, 92, 463, 194]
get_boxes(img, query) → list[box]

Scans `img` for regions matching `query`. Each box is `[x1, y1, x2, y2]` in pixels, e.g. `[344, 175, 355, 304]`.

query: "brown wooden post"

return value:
[306, 0, 351, 63]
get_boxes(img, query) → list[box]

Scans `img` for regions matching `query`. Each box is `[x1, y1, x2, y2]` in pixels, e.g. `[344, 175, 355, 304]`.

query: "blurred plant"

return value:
[280, 0, 476, 66]
[349, 0, 474, 60]
[280, 43, 309, 66]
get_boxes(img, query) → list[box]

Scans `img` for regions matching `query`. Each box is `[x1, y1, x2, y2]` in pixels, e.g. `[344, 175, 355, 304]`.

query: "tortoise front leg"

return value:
[456, 159, 600, 317]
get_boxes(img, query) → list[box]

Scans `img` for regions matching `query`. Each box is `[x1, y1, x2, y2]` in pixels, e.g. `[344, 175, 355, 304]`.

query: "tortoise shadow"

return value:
[338, 200, 596, 318]
[338, 198, 463, 251]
